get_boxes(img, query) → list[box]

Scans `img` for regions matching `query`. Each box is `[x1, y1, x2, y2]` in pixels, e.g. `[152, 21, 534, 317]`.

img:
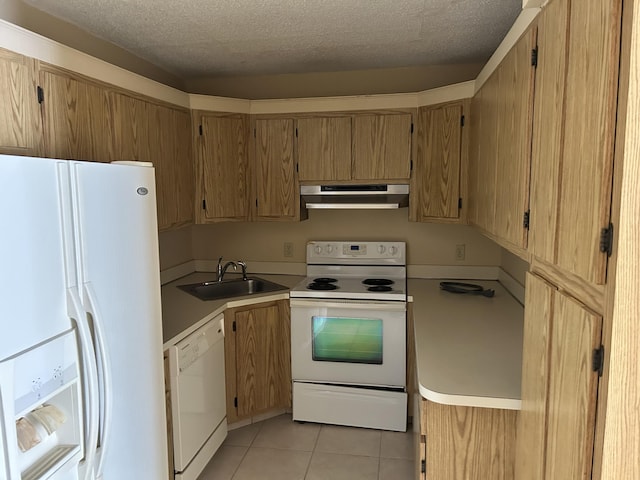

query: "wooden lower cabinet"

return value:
[163, 353, 175, 479]
[515, 273, 602, 480]
[224, 299, 291, 424]
[417, 398, 517, 480]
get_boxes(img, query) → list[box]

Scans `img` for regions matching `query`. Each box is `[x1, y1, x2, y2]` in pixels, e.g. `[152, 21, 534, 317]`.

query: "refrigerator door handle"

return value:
[83, 282, 113, 479]
[68, 287, 100, 480]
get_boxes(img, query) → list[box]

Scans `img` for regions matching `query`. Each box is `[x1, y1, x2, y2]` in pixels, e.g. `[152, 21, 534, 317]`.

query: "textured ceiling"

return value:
[23, 0, 522, 79]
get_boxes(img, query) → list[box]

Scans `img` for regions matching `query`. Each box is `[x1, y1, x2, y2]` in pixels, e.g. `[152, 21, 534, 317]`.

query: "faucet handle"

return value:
[237, 260, 248, 281]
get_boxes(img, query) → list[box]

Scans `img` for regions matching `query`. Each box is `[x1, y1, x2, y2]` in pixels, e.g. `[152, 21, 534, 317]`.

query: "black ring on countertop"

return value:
[439, 281, 495, 297]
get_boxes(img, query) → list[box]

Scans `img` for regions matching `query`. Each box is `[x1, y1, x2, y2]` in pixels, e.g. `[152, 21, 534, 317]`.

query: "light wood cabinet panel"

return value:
[528, 0, 569, 265]
[494, 28, 536, 249]
[544, 292, 602, 479]
[412, 102, 462, 221]
[224, 300, 291, 424]
[297, 116, 351, 181]
[352, 113, 412, 180]
[150, 105, 194, 230]
[163, 353, 175, 479]
[555, 0, 622, 284]
[515, 273, 554, 480]
[254, 118, 298, 220]
[516, 272, 603, 480]
[0, 48, 41, 156]
[422, 399, 517, 480]
[110, 93, 193, 230]
[198, 113, 249, 221]
[39, 68, 111, 162]
[469, 69, 499, 233]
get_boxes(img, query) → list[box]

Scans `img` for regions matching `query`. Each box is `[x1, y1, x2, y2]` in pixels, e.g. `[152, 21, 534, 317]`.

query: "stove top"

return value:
[290, 241, 407, 301]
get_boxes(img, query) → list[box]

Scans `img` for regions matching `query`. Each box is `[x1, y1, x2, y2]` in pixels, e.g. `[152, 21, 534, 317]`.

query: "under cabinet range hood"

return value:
[300, 184, 409, 209]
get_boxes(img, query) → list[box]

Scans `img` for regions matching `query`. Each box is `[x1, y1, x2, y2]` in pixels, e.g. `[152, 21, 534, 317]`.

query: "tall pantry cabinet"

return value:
[507, 0, 623, 478]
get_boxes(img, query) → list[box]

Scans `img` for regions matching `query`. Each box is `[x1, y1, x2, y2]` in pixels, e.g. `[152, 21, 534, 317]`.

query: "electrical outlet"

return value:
[455, 244, 466, 261]
[284, 242, 294, 258]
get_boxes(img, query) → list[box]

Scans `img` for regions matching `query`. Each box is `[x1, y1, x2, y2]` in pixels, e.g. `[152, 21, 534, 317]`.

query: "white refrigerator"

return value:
[0, 154, 168, 479]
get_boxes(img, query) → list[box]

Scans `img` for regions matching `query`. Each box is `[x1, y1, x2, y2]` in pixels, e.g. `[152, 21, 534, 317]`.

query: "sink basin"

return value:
[178, 277, 289, 301]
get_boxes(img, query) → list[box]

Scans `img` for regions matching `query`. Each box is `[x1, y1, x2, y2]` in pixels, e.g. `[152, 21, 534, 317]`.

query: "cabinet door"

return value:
[0, 48, 41, 156]
[40, 68, 111, 162]
[425, 400, 517, 480]
[110, 93, 194, 230]
[412, 103, 462, 220]
[555, 0, 622, 284]
[149, 105, 193, 230]
[515, 273, 554, 480]
[296, 116, 352, 181]
[528, 0, 570, 266]
[226, 300, 291, 422]
[544, 291, 602, 479]
[198, 114, 249, 221]
[494, 27, 536, 249]
[516, 273, 602, 480]
[352, 113, 412, 180]
[254, 118, 298, 220]
[469, 70, 499, 233]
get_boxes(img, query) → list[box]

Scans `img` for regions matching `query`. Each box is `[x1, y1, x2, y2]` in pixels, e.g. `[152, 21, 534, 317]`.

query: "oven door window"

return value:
[311, 316, 383, 364]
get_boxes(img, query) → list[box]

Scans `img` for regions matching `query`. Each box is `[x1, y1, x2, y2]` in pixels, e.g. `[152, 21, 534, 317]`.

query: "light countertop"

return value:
[409, 279, 524, 410]
[161, 272, 524, 409]
[161, 272, 303, 348]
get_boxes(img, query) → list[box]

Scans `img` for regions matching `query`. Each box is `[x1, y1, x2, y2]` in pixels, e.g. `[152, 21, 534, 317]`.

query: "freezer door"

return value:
[0, 155, 76, 360]
[70, 161, 168, 479]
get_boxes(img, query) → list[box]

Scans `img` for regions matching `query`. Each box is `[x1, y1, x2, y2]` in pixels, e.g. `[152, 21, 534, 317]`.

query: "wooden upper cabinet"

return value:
[197, 113, 249, 222]
[110, 93, 193, 230]
[150, 105, 193, 230]
[468, 25, 535, 252]
[352, 113, 412, 181]
[39, 67, 111, 162]
[528, 0, 569, 267]
[494, 27, 536, 250]
[254, 118, 299, 220]
[411, 102, 463, 221]
[296, 116, 352, 182]
[554, 0, 622, 284]
[0, 48, 41, 156]
[516, 273, 602, 480]
[528, 0, 622, 285]
[469, 67, 499, 234]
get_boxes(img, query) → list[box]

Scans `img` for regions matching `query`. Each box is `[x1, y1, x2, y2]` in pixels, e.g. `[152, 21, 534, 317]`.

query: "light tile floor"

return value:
[197, 414, 415, 480]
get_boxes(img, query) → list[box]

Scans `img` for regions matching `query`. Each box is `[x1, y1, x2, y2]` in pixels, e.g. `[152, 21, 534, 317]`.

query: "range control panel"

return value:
[306, 241, 406, 265]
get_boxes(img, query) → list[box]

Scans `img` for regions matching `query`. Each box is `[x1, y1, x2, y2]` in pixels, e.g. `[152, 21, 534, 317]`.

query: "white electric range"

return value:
[290, 241, 407, 432]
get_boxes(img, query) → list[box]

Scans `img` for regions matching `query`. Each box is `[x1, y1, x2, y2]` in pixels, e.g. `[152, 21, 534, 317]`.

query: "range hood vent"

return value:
[301, 184, 409, 209]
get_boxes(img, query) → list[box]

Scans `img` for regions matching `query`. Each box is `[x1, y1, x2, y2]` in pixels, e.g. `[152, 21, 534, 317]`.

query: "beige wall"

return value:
[185, 64, 483, 100]
[500, 248, 530, 285]
[190, 210, 501, 267]
[158, 226, 193, 270]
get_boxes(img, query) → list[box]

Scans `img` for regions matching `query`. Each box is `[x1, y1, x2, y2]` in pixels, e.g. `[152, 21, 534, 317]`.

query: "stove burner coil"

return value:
[307, 282, 338, 290]
[367, 285, 393, 292]
[313, 277, 338, 284]
[362, 278, 394, 286]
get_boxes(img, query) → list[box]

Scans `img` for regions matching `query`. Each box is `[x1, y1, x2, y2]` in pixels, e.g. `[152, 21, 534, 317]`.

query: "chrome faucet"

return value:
[237, 260, 248, 281]
[216, 257, 238, 282]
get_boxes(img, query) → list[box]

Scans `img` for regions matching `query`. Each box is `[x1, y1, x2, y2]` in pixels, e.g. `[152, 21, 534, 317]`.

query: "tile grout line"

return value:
[229, 420, 266, 479]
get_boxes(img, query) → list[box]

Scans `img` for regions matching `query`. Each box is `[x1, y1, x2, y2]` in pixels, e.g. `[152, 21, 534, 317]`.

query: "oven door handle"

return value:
[290, 299, 406, 311]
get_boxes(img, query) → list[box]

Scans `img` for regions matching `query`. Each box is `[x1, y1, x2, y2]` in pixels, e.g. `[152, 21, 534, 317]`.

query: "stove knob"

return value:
[389, 245, 398, 255]
[314, 245, 323, 255]
[326, 244, 334, 254]
[377, 245, 386, 254]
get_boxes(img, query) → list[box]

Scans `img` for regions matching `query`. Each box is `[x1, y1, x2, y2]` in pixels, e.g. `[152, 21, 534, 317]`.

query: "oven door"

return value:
[290, 299, 406, 388]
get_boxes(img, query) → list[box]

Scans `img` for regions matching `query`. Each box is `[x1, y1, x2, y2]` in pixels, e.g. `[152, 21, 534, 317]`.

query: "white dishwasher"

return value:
[169, 314, 227, 480]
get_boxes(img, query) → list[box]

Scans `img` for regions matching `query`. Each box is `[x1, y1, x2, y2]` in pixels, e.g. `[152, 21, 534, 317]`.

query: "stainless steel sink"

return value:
[178, 277, 288, 301]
